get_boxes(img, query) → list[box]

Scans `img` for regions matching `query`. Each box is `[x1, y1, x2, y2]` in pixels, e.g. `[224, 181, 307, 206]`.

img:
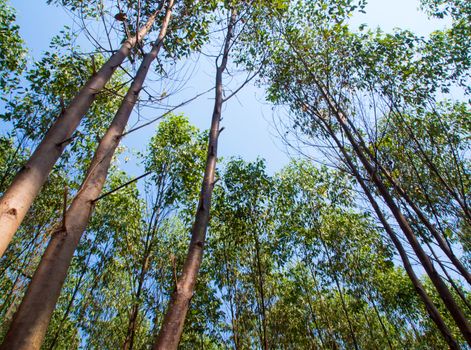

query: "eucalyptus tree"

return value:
[153, 1, 289, 347]
[39, 170, 142, 350]
[39, 115, 215, 349]
[0, 30, 128, 344]
[153, 6, 237, 343]
[245, 0, 471, 345]
[372, 103, 470, 266]
[209, 158, 276, 349]
[0, 0, 165, 256]
[120, 114, 207, 350]
[207, 158, 448, 348]
[0, 2, 176, 349]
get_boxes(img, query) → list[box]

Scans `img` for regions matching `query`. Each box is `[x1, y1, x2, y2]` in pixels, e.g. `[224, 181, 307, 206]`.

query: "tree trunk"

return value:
[320, 116, 461, 349]
[0, 3, 164, 258]
[345, 116, 471, 285]
[0, 3, 173, 349]
[152, 9, 237, 350]
[47, 242, 96, 350]
[123, 230, 157, 350]
[252, 232, 269, 350]
[323, 93, 471, 344]
[318, 233, 360, 350]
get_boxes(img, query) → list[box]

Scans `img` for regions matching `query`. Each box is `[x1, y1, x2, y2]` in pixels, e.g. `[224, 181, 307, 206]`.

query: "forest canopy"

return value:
[0, 0, 470, 349]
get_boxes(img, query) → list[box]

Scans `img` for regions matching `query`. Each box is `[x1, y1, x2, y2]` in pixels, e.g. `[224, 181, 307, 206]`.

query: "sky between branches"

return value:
[10, 0, 449, 176]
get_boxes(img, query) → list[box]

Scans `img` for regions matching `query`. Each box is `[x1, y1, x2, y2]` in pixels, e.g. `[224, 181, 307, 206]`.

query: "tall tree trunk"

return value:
[221, 239, 240, 350]
[319, 116, 461, 349]
[252, 232, 269, 350]
[320, 88, 471, 344]
[0, 3, 173, 349]
[391, 104, 471, 222]
[123, 228, 157, 350]
[345, 115, 471, 285]
[318, 233, 360, 350]
[0, 3, 165, 257]
[47, 241, 96, 350]
[152, 9, 237, 350]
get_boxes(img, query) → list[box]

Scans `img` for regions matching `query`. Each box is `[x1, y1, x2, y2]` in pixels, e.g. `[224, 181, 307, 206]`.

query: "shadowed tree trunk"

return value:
[122, 212, 160, 350]
[250, 230, 269, 350]
[318, 114, 461, 349]
[0, 1, 165, 257]
[286, 47, 470, 341]
[152, 9, 237, 350]
[0, 3, 173, 349]
[321, 86, 471, 345]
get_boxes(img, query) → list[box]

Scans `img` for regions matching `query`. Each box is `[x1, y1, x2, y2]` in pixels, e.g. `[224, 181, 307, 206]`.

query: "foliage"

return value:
[0, 0, 26, 94]
[0, 0, 470, 348]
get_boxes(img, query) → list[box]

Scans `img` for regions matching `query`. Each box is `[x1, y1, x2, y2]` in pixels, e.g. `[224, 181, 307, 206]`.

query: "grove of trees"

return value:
[0, 0, 469, 349]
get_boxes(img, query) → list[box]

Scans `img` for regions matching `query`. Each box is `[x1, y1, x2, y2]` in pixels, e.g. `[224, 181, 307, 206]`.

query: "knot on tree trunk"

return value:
[5, 208, 17, 217]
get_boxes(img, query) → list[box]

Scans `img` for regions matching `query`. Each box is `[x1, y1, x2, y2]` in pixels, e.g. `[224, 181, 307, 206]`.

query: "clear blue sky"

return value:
[9, 0, 449, 176]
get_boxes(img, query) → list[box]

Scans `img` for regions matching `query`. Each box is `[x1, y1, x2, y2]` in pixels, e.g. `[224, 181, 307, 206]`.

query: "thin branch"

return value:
[93, 171, 152, 202]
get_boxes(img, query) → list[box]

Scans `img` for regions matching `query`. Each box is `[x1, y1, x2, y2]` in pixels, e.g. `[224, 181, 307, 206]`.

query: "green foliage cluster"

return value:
[0, 0, 469, 348]
[0, 0, 26, 94]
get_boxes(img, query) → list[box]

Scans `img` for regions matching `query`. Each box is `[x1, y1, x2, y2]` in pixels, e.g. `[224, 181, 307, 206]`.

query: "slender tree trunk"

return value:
[251, 230, 269, 350]
[307, 79, 471, 344]
[0, 4, 173, 349]
[222, 239, 240, 350]
[321, 119, 461, 349]
[0, 3, 165, 258]
[123, 305, 140, 350]
[422, 230, 471, 312]
[356, 268, 395, 350]
[299, 259, 327, 349]
[286, 47, 469, 340]
[152, 10, 237, 350]
[347, 117, 471, 285]
[305, 256, 339, 347]
[318, 233, 360, 350]
[391, 104, 471, 221]
[123, 234, 155, 350]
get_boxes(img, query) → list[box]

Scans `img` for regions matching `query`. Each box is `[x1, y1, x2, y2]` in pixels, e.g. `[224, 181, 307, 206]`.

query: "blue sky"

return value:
[9, 0, 449, 176]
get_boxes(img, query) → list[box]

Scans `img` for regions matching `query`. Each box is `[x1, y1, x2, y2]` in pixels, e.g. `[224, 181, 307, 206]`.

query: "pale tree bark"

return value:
[0, 3, 174, 349]
[0, 1, 165, 257]
[152, 9, 237, 350]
